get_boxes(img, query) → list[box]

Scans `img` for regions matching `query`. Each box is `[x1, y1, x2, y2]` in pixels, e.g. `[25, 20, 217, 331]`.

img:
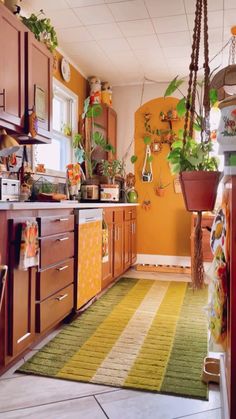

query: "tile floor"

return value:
[0, 270, 222, 419]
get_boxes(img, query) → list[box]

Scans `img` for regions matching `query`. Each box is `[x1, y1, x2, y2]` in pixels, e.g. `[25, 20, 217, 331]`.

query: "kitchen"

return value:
[0, 1, 235, 418]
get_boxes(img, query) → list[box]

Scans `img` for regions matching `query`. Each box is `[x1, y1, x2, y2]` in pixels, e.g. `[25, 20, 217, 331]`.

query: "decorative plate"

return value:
[61, 58, 71, 82]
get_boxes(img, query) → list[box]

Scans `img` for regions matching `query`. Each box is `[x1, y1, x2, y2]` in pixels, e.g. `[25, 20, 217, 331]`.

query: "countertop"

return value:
[0, 202, 139, 210]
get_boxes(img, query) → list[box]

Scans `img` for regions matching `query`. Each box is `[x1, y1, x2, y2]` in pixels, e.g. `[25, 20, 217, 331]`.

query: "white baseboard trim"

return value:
[136, 254, 191, 266]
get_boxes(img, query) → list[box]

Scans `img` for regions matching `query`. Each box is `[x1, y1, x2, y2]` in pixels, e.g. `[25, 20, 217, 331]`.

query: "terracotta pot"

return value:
[155, 187, 165, 197]
[179, 171, 222, 211]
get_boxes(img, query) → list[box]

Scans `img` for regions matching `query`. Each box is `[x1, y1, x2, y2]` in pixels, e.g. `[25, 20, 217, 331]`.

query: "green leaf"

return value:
[193, 122, 201, 132]
[209, 88, 218, 106]
[178, 129, 184, 139]
[86, 104, 102, 118]
[131, 155, 138, 164]
[176, 98, 186, 117]
[171, 140, 183, 150]
[164, 76, 184, 97]
[169, 162, 181, 174]
[143, 136, 151, 145]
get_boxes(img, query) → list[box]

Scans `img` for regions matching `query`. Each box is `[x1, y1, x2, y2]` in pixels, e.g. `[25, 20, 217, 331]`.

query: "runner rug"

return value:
[18, 278, 208, 399]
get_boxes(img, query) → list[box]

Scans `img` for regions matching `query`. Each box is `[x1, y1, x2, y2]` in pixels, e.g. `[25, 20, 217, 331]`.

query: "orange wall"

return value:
[135, 97, 191, 256]
[54, 51, 88, 119]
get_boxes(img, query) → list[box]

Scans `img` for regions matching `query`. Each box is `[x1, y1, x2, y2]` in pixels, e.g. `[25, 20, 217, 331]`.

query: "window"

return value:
[34, 78, 78, 175]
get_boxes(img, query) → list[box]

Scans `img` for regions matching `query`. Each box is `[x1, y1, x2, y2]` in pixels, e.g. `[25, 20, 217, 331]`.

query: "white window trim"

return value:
[32, 78, 78, 178]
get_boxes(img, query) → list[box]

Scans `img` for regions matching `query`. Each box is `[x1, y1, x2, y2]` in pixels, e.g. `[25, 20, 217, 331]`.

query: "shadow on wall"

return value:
[134, 96, 191, 257]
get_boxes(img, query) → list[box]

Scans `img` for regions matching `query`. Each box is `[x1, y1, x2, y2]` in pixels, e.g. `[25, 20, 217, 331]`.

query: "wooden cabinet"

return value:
[25, 32, 52, 142]
[93, 104, 117, 159]
[102, 209, 114, 289]
[8, 218, 36, 358]
[0, 3, 52, 142]
[221, 176, 236, 419]
[0, 3, 25, 132]
[102, 206, 137, 290]
[36, 213, 74, 333]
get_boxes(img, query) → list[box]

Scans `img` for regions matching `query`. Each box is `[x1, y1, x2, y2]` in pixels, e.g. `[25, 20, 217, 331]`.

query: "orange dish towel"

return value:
[18, 221, 39, 270]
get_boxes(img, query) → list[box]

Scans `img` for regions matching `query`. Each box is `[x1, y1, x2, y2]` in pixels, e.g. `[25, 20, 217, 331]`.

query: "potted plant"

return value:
[20, 10, 58, 52]
[100, 159, 125, 202]
[163, 0, 222, 289]
[155, 180, 170, 197]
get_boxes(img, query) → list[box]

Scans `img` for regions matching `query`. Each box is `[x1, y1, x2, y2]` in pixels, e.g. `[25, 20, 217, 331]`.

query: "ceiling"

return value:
[21, 0, 236, 86]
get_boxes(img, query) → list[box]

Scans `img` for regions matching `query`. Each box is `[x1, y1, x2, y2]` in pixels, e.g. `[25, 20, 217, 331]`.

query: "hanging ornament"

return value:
[142, 144, 153, 182]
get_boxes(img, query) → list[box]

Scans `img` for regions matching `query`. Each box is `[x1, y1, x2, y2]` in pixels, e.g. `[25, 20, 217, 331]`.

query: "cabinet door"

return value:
[26, 32, 52, 140]
[124, 220, 131, 271]
[0, 4, 24, 131]
[102, 222, 114, 289]
[131, 219, 137, 264]
[107, 107, 117, 159]
[8, 218, 36, 357]
[113, 222, 123, 278]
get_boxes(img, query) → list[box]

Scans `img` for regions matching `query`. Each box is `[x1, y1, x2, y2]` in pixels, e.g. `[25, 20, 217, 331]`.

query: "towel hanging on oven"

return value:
[18, 221, 39, 270]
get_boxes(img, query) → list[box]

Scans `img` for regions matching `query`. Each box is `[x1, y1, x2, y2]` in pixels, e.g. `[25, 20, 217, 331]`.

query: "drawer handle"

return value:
[57, 265, 69, 271]
[55, 293, 68, 302]
[57, 237, 69, 242]
[56, 218, 69, 222]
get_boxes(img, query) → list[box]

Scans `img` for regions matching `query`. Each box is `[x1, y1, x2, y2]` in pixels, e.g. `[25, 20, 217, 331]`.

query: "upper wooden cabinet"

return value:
[0, 3, 52, 142]
[94, 104, 117, 159]
[0, 4, 25, 132]
[25, 32, 52, 141]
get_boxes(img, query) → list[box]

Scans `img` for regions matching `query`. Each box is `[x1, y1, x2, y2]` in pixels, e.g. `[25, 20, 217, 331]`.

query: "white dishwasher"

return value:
[75, 209, 103, 310]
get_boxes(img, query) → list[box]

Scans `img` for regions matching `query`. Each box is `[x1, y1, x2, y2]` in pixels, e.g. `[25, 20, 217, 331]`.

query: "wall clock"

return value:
[61, 58, 71, 82]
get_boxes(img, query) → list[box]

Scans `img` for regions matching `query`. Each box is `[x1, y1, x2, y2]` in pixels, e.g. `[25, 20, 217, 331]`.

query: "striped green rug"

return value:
[19, 278, 208, 399]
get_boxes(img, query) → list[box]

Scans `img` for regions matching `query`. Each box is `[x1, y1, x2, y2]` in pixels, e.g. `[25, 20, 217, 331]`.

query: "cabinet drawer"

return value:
[37, 258, 74, 301]
[36, 284, 73, 333]
[38, 215, 74, 237]
[114, 209, 124, 223]
[40, 232, 74, 269]
[131, 208, 137, 220]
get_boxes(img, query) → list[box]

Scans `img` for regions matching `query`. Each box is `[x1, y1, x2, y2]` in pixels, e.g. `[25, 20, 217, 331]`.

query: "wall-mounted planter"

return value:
[179, 171, 222, 211]
[155, 187, 166, 197]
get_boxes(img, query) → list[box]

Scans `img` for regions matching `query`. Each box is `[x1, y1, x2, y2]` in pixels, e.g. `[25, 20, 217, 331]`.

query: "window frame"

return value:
[32, 78, 78, 178]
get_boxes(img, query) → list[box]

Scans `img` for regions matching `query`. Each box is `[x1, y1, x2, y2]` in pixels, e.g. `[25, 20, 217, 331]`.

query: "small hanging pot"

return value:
[179, 171, 222, 212]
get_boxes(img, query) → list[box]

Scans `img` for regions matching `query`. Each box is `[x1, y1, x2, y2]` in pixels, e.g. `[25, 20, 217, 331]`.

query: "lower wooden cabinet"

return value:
[36, 283, 73, 333]
[102, 206, 137, 290]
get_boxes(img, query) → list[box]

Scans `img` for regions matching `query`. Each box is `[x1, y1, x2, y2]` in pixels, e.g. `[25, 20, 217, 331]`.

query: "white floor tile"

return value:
[0, 375, 116, 412]
[96, 385, 221, 419]
[178, 408, 222, 419]
[0, 396, 107, 419]
[0, 351, 37, 380]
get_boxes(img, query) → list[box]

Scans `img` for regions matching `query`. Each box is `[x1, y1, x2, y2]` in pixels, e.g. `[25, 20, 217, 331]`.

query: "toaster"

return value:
[0, 178, 20, 201]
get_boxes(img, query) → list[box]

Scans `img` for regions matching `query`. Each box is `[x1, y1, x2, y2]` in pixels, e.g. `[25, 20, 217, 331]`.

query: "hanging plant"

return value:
[21, 10, 58, 52]
[164, 0, 222, 289]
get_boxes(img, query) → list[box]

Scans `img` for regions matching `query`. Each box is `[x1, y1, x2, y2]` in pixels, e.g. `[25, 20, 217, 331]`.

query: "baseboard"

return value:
[136, 254, 191, 266]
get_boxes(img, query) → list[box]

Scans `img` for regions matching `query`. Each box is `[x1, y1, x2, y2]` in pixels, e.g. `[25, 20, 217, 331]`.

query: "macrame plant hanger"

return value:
[183, 0, 211, 289]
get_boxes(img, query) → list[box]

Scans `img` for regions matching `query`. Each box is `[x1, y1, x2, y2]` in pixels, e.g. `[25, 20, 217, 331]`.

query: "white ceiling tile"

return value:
[21, 0, 69, 12]
[118, 19, 155, 37]
[152, 15, 188, 34]
[57, 27, 93, 43]
[158, 31, 191, 48]
[108, 0, 148, 21]
[187, 10, 223, 32]
[145, 0, 185, 18]
[224, 9, 236, 28]
[108, 50, 139, 65]
[224, 0, 236, 8]
[162, 45, 192, 59]
[61, 40, 104, 56]
[98, 38, 131, 54]
[127, 34, 160, 50]
[208, 28, 225, 44]
[184, 0, 223, 13]
[134, 48, 165, 64]
[50, 9, 82, 29]
[67, 0, 104, 6]
[73, 4, 114, 24]
[86, 23, 123, 40]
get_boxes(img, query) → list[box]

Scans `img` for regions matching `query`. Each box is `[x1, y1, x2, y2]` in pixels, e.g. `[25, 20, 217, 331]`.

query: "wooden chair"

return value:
[0, 265, 7, 313]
